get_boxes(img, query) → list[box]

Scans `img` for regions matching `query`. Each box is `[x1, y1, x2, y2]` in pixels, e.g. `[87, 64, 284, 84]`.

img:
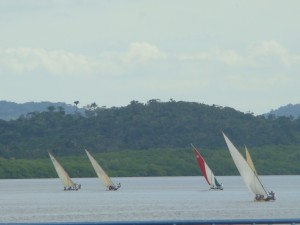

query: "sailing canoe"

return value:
[85, 150, 120, 191]
[222, 132, 275, 201]
[191, 144, 223, 190]
[49, 152, 81, 191]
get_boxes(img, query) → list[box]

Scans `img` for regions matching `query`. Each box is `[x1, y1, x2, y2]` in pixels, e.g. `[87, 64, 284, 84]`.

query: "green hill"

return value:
[0, 99, 299, 178]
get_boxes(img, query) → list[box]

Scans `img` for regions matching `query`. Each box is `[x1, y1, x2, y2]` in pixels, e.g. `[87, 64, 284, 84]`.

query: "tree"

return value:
[84, 102, 98, 118]
[91, 102, 98, 111]
[47, 106, 55, 112]
[74, 101, 79, 112]
[57, 106, 65, 115]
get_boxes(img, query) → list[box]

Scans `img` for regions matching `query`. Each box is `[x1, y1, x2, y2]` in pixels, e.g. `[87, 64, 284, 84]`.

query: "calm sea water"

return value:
[0, 176, 299, 223]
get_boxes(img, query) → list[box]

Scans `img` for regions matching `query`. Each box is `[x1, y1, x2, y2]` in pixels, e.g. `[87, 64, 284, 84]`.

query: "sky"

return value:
[0, 0, 299, 115]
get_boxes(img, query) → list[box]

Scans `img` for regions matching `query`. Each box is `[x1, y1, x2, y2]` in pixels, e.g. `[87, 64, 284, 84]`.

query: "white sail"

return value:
[49, 153, 76, 188]
[205, 163, 216, 186]
[245, 146, 257, 175]
[222, 133, 268, 197]
[85, 150, 116, 190]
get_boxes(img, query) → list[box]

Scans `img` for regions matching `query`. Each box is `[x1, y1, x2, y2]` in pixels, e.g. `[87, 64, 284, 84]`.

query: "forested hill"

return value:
[266, 103, 300, 119]
[0, 100, 300, 159]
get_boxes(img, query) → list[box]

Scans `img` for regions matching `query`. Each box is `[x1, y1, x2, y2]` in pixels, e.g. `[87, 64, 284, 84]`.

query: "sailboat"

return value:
[191, 144, 223, 190]
[49, 152, 81, 191]
[222, 132, 275, 201]
[85, 150, 121, 191]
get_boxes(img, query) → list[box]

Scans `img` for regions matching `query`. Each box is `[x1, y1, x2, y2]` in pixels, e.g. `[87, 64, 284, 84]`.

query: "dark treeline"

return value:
[0, 99, 300, 159]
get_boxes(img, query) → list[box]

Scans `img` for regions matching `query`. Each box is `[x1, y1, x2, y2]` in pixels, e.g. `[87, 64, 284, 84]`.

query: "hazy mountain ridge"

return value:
[0, 100, 83, 120]
[267, 104, 300, 119]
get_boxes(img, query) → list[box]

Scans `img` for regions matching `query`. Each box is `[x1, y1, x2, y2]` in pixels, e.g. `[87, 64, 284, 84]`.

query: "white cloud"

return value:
[248, 40, 300, 67]
[122, 42, 167, 64]
[0, 42, 168, 76]
[177, 40, 300, 68]
[1, 48, 97, 76]
[177, 48, 243, 66]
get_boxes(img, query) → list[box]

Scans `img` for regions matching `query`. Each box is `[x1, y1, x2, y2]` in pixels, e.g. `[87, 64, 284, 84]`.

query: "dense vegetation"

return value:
[1, 145, 300, 179]
[0, 100, 300, 178]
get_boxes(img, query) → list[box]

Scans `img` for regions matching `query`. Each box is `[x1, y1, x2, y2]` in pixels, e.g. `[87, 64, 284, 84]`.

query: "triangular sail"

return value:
[85, 150, 116, 189]
[222, 133, 268, 197]
[245, 146, 257, 175]
[191, 144, 222, 189]
[49, 153, 76, 188]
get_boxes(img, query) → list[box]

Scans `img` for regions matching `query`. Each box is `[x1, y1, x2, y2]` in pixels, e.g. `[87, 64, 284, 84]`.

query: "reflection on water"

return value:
[0, 176, 299, 222]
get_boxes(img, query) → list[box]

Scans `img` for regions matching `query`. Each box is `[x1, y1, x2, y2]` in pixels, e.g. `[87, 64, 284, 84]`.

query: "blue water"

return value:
[0, 176, 299, 222]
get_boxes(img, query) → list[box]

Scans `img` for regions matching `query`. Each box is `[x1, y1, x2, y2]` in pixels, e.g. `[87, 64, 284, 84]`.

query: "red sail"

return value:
[192, 145, 211, 185]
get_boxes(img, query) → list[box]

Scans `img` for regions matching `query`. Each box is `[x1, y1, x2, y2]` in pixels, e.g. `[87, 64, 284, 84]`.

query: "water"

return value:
[0, 176, 299, 223]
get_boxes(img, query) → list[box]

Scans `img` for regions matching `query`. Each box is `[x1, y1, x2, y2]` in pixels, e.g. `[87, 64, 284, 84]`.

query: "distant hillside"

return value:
[1, 99, 300, 160]
[266, 104, 300, 119]
[3, 100, 299, 121]
[0, 100, 84, 120]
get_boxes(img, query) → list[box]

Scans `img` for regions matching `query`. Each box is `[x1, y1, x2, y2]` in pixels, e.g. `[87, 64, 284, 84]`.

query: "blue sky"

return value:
[0, 0, 299, 115]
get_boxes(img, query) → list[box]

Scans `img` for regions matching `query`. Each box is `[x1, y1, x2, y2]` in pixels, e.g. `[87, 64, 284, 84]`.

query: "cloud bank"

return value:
[1, 40, 298, 78]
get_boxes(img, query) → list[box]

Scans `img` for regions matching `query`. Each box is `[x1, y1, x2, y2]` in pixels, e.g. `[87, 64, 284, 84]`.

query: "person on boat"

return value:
[255, 194, 264, 201]
[266, 191, 275, 201]
[218, 183, 223, 190]
[108, 185, 115, 190]
[117, 183, 121, 189]
[74, 183, 81, 190]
